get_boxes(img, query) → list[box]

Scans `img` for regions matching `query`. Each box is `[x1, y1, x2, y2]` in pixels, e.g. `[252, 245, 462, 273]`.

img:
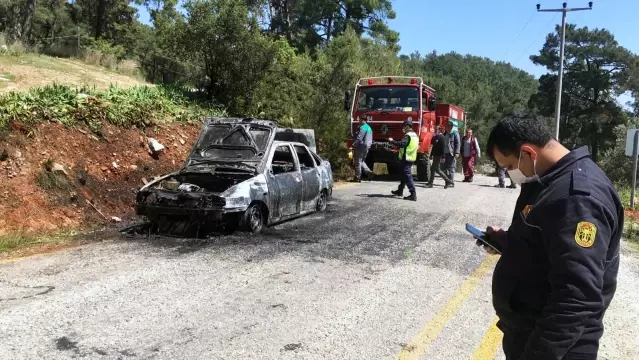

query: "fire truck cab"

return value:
[344, 76, 465, 181]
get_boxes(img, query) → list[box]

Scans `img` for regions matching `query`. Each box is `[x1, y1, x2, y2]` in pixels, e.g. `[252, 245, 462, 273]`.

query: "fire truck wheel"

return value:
[416, 153, 430, 182]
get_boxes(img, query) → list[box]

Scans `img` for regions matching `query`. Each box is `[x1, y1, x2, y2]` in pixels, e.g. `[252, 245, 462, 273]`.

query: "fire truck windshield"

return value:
[356, 86, 419, 112]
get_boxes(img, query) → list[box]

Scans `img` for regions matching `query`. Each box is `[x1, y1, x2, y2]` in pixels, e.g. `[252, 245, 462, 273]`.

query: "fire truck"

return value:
[344, 76, 466, 181]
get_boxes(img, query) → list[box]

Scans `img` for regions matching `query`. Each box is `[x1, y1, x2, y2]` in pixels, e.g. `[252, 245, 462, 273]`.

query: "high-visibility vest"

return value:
[399, 131, 419, 162]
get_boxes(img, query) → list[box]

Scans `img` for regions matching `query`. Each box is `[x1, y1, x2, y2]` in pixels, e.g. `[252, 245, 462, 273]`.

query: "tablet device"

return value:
[465, 223, 502, 255]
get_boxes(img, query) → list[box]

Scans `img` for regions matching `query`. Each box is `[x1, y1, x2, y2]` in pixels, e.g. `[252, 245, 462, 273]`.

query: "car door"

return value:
[268, 144, 303, 218]
[293, 144, 321, 211]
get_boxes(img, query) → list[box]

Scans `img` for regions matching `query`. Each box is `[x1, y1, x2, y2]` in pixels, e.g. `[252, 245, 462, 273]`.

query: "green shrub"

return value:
[88, 39, 126, 60]
[0, 83, 226, 132]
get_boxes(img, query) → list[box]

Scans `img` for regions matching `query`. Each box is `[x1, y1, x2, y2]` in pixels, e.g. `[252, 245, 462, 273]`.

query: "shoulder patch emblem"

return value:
[575, 221, 597, 248]
[522, 205, 532, 218]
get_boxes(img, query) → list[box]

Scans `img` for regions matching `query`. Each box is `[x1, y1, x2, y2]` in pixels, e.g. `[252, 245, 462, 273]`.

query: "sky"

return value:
[134, 0, 638, 106]
[388, 0, 638, 79]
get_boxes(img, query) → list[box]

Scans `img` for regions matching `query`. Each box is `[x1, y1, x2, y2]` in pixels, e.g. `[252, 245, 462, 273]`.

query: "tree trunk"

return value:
[22, 0, 36, 42]
[268, 0, 277, 33]
[95, 0, 107, 39]
[282, 0, 292, 41]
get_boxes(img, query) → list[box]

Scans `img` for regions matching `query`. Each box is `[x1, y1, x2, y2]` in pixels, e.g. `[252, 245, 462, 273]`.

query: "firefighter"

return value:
[388, 120, 418, 201]
[351, 116, 374, 182]
[480, 112, 623, 360]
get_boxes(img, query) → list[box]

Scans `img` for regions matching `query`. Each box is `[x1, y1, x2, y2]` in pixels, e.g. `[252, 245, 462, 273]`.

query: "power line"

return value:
[502, 11, 536, 60]
[512, 13, 559, 67]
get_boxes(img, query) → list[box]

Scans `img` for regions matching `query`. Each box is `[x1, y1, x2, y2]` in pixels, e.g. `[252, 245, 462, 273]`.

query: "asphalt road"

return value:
[1, 174, 638, 360]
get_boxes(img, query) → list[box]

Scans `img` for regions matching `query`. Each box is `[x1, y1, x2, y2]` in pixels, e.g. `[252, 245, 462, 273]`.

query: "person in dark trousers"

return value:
[461, 128, 481, 182]
[351, 116, 374, 182]
[426, 125, 453, 188]
[442, 120, 460, 187]
[478, 111, 623, 360]
[388, 120, 418, 201]
[496, 166, 517, 189]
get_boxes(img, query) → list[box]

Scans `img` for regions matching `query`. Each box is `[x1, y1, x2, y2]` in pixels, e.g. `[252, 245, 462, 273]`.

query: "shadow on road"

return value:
[355, 194, 398, 199]
[414, 183, 445, 188]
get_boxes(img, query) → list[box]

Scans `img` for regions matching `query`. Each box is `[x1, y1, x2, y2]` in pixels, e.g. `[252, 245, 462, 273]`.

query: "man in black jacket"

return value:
[426, 125, 453, 188]
[479, 112, 623, 360]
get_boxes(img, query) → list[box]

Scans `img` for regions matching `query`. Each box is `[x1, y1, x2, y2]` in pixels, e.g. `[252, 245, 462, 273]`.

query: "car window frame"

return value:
[268, 143, 300, 175]
[293, 144, 317, 170]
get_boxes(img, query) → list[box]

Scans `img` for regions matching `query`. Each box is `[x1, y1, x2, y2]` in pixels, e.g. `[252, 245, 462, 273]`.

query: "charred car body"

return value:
[135, 117, 333, 235]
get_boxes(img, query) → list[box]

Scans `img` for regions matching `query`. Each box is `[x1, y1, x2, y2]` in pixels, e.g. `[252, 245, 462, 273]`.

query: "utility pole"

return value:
[536, 2, 593, 142]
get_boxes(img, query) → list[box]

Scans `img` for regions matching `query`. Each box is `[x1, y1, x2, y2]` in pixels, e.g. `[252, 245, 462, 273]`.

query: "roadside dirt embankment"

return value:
[0, 121, 201, 237]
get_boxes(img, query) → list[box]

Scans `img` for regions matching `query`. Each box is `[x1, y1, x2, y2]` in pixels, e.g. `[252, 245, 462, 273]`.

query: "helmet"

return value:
[403, 119, 413, 127]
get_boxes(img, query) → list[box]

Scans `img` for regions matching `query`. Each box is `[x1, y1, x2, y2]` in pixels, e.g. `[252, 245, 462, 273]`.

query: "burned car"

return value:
[135, 117, 333, 235]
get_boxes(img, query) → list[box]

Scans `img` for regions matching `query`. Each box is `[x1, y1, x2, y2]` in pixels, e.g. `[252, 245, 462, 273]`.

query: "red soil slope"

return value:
[0, 121, 201, 236]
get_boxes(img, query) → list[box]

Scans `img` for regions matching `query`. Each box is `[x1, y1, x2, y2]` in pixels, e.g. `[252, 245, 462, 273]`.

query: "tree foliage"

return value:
[528, 24, 636, 162]
[2, 0, 639, 176]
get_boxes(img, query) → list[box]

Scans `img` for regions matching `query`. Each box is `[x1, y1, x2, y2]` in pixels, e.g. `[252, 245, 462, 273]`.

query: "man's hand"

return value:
[476, 226, 506, 255]
[388, 137, 394, 142]
[474, 226, 506, 255]
[455, 153, 460, 159]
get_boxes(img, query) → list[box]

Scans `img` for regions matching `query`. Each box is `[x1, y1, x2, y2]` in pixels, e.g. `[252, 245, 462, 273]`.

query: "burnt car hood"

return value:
[184, 117, 278, 172]
[184, 117, 318, 172]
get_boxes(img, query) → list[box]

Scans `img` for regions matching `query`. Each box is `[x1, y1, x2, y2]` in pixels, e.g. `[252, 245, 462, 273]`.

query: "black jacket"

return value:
[492, 146, 623, 359]
[430, 133, 446, 157]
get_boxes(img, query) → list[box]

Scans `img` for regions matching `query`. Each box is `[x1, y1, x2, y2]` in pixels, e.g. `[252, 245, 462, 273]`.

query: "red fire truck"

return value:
[344, 76, 466, 181]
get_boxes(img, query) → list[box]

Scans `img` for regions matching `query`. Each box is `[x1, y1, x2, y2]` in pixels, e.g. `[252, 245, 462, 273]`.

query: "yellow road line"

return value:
[395, 255, 498, 360]
[470, 317, 504, 360]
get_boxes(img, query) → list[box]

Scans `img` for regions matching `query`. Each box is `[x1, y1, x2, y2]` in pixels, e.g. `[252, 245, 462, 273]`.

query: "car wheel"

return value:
[316, 190, 328, 212]
[243, 204, 264, 234]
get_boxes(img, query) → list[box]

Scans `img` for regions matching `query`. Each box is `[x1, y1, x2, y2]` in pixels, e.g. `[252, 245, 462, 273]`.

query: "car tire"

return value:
[242, 203, 264, 234]
[316, 190, 328, 212]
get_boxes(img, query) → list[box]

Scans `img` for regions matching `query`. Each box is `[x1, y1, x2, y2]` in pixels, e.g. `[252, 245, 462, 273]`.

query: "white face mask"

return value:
[507, 150, 540, 185]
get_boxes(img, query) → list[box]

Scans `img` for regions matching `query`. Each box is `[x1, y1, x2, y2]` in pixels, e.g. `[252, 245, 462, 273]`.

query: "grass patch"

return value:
[403, 246, 414, 259]
[623, 219, 639, 241]
[617, 185, 633, 208]
[0, 33, 28, 56]
[0, 83, 226, 133]
[622, 219, 639, 255]
[0, 52, 72, 73]
[0, 71, 15, 81]
[116, 59, 140, 78]
[36, 170, 72, 191]
[0, 229, 77, 253]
